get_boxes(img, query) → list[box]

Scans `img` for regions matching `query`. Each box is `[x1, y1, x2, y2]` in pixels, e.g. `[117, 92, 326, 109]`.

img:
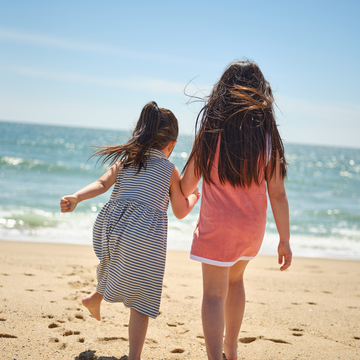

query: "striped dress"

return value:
[93, 149, 174, 319]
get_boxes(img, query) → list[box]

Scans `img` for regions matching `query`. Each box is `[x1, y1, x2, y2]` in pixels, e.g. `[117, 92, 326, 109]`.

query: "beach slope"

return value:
[0, 240, 359, 359]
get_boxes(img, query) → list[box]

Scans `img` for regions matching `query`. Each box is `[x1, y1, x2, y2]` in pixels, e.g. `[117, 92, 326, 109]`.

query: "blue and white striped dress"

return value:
[92, 149, 174, 319]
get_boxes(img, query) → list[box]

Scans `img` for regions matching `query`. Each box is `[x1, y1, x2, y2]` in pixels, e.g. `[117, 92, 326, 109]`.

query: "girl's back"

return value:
[191, 138, 267, 265]
[109, 149, 174, 213]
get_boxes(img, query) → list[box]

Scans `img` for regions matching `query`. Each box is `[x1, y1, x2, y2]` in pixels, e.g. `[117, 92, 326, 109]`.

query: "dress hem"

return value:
[190, 254, 255, 267]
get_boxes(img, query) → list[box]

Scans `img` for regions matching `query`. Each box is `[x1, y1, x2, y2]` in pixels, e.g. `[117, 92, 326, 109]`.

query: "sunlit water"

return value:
[1, 121, 359, 260]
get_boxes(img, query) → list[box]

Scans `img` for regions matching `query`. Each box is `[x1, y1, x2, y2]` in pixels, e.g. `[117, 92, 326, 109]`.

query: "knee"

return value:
[203, 292, 227, 306]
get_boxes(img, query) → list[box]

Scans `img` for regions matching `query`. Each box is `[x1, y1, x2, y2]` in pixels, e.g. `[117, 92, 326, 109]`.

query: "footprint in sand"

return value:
[239, 337, 258, 344]
[78, 337, 85, 343]
[75, 313, 85, 320]
[239, 336, 291, 345]
[25, 289, 35, 292]
[171, 348, 185, 353]
[42, 315, 54, 319]
[145, 338, 158, 344]
[68, 281, 90, 289]
[307, 302, 317, 305]
[63, 330, 81, 336]
[49, 337, 59, 343]
[59, 343, 67, 350]
[167, 321, 184, 327]
[322, 291, 332, 294]
[77, 350, 96, 359]
[266, 338, 291, 344]
[63, 293, 78, 301]
[0, 334, 17, 338]
[0, 318, 6, 321]
[354, 336, 360, 340]
[99, 336, 128, 341]
[292, 333, 303, 337]
[48, 322, 60, 329]
[24, 273, 35, 276]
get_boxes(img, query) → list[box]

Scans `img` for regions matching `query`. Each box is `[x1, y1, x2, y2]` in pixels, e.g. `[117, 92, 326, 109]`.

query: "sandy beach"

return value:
[0, 240, 359, 360]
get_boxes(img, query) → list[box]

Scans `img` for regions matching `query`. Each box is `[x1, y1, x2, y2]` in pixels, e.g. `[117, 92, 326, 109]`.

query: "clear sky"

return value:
[0, 0, 359, 148]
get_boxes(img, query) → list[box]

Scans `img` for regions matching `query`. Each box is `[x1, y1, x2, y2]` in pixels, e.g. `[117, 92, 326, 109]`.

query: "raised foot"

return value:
[82, 291, 103, 321]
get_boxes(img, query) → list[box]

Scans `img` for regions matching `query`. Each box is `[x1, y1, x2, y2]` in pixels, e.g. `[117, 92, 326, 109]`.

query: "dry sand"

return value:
[0, 240, 359, 360]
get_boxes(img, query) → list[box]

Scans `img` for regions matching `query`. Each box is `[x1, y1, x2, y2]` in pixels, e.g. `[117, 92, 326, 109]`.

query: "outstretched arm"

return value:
[60, 162, 120, 213]
[266, 152, 292, 271]
[170, 166, 200, 219]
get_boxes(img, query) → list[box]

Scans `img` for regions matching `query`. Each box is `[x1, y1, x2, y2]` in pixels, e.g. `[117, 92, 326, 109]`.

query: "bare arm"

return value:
[266, 152, 292, 271]
[180, 157, 201, 198]
[60, 162, 120, 213]
[170, 166, 200, 219]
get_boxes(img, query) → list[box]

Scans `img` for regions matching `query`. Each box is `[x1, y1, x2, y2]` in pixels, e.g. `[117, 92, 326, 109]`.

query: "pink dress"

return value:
[190, 141, 268, 266]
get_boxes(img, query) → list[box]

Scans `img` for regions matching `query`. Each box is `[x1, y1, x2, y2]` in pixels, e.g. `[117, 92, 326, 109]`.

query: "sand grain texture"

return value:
[0, 240, 359, 359]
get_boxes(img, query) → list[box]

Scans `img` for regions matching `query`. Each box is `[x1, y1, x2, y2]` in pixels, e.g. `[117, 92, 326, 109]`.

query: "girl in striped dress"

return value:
[180, 61, 292, 360]
[60, 101, 199, 360]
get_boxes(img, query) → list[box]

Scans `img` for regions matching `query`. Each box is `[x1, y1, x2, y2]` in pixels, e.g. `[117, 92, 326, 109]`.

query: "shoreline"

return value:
[1, 240, 359, 359]
[1, 234, 360, 262]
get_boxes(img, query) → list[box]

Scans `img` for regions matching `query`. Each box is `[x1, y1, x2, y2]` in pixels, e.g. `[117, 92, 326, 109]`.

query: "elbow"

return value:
[174, 211, 187, 220]
[97, 179, 108, 192]
[269, 190, 288, 206]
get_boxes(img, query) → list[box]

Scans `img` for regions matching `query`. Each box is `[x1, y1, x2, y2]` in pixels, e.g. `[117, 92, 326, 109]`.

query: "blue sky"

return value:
[0, 0, 359, 148]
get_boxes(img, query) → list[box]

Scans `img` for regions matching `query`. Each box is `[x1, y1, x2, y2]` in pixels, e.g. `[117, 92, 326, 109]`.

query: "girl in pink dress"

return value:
[181, 60, 292, 360]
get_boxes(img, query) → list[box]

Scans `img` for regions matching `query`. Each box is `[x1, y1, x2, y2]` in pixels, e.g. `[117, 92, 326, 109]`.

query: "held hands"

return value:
[278, 241, 292, 271]
[192, 186, 201, 202]
[60, 195, 79, 213]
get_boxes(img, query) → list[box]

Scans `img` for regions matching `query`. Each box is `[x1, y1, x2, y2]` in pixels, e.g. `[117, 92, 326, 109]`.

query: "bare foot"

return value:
[82, 291, 103, 321]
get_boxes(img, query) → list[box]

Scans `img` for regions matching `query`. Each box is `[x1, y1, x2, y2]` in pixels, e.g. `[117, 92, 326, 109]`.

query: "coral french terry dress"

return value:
[190, 142, 268, 266]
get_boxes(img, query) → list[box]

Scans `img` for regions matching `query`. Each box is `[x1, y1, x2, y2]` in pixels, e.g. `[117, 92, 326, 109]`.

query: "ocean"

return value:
[1, 121, 360, 260]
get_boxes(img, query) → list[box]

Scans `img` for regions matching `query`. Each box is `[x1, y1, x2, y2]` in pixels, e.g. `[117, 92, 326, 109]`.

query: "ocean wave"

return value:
[0, 155, 99, 173]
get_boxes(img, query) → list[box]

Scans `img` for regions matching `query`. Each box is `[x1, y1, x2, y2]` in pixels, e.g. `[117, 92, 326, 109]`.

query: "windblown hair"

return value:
[91, 101, 178, 171]
[184, 60, 287, 187]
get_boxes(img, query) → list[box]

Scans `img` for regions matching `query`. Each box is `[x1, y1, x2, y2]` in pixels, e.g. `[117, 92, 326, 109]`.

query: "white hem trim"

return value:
[190, 254, 255, 267]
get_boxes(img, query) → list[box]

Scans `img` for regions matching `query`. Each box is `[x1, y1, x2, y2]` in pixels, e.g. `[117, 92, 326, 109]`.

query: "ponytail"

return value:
[90, 101, 178, 172]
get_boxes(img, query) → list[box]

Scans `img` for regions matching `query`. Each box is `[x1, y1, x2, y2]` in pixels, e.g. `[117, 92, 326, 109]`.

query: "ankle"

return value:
[223, 340, 237, 360]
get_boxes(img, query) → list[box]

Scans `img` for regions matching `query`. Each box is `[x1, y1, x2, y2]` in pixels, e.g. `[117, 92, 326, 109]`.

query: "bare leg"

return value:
[223, 260, 249, 360]
[128, 308, 149, 360]
[82, 291, 104, 321]
[201, 263, 230, 360]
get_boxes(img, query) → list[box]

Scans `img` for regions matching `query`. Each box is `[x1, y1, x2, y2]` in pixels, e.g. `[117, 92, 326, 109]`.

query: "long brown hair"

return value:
[184, 60, 287, 187]
[91, 101, 178, 171]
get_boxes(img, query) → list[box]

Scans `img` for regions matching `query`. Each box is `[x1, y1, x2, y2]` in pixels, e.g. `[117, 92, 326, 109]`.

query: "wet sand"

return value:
[0, 240, 359, 359]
